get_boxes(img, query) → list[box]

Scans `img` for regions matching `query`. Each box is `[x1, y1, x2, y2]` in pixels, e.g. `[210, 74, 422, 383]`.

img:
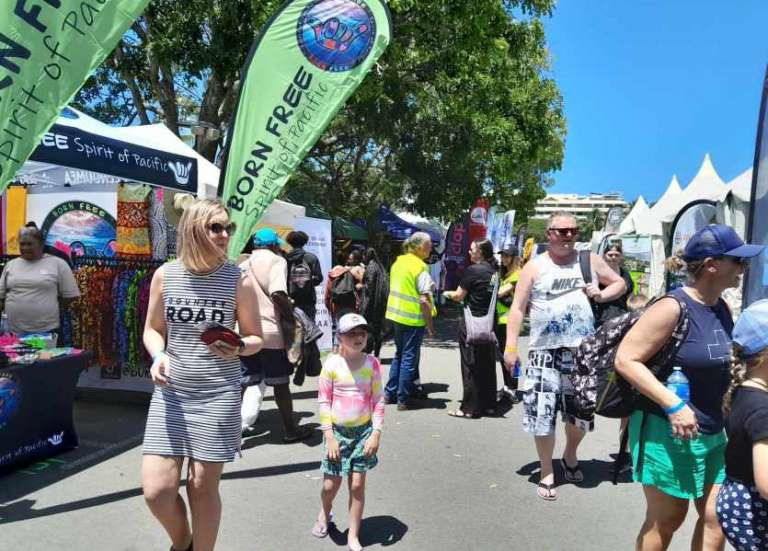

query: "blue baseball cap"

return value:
[733, 299, 768, 359]
[682, 224, 764, 261]
[252, 228, 284, 247]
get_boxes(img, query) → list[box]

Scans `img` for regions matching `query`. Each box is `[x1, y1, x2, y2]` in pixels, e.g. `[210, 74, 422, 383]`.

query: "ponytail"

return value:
[723, 345, 748, 416]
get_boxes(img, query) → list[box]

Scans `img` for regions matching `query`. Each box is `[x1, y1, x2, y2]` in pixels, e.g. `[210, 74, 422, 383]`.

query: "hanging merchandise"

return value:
[149, 188, 169, 260]
[5, 187, 28, 255]
[65, 257, 161, 390]
[116, 184, 152, 257]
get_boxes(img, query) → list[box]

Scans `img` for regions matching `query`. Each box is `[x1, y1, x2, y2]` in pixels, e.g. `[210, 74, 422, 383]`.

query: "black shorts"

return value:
[240, 348, 294, 387]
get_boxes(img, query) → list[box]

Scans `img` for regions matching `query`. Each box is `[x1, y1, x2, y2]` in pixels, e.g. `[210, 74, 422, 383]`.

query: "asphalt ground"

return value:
[1, 312, 715, 551]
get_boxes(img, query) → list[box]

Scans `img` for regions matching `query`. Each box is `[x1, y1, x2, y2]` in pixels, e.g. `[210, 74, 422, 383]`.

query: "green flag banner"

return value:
[220, 0, 391, 257]
[0, 0, 150, 191]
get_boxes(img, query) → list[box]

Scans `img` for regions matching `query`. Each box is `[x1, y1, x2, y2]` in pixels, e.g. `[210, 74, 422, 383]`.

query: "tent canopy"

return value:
[653, 154, 729, 224]
[649, 174, 682, 218]
[377, 205, 443, 244]
[15, 107, 218, 195]
[619, 196, 663, 236]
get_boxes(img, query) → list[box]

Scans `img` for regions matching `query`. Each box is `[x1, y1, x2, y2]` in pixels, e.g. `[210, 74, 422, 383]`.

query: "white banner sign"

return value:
[293, 216, 333, 351]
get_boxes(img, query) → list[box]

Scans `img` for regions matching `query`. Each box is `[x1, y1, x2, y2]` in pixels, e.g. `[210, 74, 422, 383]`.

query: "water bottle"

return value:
[513, 359, 521, 378]
[666, 367, 690, 444]
[0, 313, 8, 335]
[666, 366, 690, 403]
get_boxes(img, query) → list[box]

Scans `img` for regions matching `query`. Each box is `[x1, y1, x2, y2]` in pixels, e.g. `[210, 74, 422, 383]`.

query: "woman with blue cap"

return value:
[616, 224, 764, 551]
[718, 299, 768, 550]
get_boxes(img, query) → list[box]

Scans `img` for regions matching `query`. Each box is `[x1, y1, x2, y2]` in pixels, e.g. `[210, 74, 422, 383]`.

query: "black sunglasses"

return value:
[208, 222, 237, 235]
[548, 227, 579, 237]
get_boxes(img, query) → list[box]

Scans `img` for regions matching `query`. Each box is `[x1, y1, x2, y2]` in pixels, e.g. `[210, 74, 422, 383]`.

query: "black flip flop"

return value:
[560, 457, 584, 483]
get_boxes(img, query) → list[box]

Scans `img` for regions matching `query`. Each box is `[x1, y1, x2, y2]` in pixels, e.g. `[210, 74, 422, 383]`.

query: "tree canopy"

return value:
[75, 0, 566, 223]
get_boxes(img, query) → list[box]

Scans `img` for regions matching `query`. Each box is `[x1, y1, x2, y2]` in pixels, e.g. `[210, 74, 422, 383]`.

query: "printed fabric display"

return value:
[149, 188, 168, 260]
[5, 186, 27, 255]
[116, 184, 152, 257]
[66, 260, 159, 370]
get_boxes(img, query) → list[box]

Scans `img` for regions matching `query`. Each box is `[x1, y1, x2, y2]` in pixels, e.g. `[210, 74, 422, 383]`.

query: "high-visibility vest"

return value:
[495, 269, 520, 325]
[386, 253, 436, 327]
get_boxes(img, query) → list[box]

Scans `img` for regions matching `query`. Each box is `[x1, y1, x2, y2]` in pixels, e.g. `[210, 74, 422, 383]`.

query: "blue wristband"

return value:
[152, 351, 166, 363]
[663, 400, 686, 415]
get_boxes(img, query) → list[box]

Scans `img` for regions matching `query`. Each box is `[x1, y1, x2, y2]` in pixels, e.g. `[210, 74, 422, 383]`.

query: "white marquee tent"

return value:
[716, 168, 752, 238]
[649, 174, 683, 220]
[652, 154, 729, 225]
[618, 196, 666, 297]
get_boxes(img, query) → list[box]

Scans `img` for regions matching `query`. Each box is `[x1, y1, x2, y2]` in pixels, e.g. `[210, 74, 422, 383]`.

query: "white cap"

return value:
[337, 313, 370, 334]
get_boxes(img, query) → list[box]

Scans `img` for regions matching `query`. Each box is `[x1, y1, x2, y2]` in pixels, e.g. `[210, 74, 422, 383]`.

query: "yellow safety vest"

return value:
[495, 269, 520, 325]
[386, 253, 436, 327]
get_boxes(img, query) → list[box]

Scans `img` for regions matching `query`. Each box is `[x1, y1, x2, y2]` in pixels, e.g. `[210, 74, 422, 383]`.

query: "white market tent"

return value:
[14, 107, 305, 225]
[618, 196, 666, 298]
[652, 154, 729, 225]
[15, 107, 219, 196]
[649, 174, 682, 220]
[716, 168, 752, 238]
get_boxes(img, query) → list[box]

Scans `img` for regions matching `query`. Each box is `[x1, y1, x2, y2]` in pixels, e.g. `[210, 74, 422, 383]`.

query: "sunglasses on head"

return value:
[548, 227, 579, 237]
[208, 222, 237, 235]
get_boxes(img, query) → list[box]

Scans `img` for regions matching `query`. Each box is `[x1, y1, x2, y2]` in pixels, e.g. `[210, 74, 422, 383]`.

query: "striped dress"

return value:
[143, 260, 243, 462]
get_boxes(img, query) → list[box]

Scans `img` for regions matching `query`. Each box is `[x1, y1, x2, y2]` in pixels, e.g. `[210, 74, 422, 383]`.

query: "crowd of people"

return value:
[130, 199, 768, 551]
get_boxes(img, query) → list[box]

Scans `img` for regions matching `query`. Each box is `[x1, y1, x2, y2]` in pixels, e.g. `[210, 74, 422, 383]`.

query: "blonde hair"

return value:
[177, 198, 229, 272]
[627, 293, 650, 312]
[723, 345, 768, 415]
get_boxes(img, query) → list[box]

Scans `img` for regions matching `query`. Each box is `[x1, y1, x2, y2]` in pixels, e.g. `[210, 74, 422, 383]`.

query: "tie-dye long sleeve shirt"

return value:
[318, 354, 385, 431]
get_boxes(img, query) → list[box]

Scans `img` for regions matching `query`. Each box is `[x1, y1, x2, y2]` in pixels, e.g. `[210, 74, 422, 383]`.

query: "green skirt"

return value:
[322, 423, 378, 477]
[629, 410, 726, 500]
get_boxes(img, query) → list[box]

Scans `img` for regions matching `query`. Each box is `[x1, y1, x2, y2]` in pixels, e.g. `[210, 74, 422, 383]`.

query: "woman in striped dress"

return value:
[142, 199, 263, 551]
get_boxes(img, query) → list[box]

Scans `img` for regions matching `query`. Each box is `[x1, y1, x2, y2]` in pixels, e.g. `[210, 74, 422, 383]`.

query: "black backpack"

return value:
[288, 254, 314, 304]
[331, 270, 357, 307]
[570, 294, 690, 421]
[570, 294, 690, 483]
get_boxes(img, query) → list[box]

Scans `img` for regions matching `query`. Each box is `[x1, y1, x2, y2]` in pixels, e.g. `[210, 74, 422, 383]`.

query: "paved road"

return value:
[1, 332, 711, 550]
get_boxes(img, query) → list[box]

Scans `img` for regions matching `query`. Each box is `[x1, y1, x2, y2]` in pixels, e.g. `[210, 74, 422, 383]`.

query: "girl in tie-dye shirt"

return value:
[313, 313, 385, 551]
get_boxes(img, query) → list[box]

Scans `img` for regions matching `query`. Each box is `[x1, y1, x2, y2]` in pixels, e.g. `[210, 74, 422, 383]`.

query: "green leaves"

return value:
[75, 0, 565, 227]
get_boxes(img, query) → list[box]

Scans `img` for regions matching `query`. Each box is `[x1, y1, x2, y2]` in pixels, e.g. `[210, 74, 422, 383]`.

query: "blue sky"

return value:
[543, 1, 768, 203]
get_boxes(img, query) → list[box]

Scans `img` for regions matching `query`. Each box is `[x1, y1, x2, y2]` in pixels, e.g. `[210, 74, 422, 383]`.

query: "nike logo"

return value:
[545, 286, 586, 299]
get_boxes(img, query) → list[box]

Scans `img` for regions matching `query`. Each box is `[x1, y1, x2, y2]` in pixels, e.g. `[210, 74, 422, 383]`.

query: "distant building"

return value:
[533, 192, 629, 219]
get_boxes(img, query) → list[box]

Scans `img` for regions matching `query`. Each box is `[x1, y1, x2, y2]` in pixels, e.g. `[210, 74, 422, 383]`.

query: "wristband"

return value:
[504, 346, 518, 353]
[152, 351, 167, 363]
[663, 400, 686, 415]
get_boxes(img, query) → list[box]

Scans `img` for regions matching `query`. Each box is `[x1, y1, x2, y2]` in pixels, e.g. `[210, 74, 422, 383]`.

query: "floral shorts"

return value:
[322, 423, 378, 477]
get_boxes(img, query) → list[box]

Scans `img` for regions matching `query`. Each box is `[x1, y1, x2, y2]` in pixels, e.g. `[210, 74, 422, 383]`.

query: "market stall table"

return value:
[0, 352, 92, 474]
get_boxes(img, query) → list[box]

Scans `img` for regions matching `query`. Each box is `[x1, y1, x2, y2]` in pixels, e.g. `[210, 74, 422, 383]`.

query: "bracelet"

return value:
[504, 346, 518, 353]
[663, 400, 686, 415]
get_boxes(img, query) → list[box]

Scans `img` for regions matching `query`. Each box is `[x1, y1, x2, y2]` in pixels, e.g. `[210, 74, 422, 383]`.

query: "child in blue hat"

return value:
[718, 299, 768, 550]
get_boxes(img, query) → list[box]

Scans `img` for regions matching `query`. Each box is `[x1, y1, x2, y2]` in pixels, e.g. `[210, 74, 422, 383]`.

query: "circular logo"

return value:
[297, 0, 376, 73]
[470, 207, 487, 225]
[0, 373, 21, 429]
